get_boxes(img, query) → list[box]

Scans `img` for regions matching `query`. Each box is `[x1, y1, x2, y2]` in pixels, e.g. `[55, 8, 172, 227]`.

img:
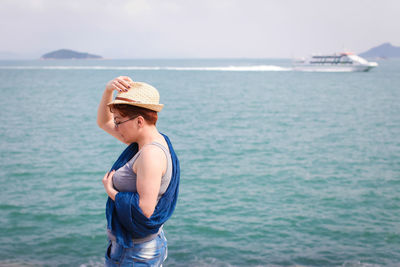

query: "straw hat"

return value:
[107, 82, 164, 112]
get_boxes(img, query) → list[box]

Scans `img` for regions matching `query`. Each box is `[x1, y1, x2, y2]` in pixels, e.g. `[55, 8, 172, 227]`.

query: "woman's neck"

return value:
[137, 126, 161, 150]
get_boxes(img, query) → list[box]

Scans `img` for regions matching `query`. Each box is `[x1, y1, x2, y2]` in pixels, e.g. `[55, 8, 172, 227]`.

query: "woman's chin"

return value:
[122, 136, 133, 144]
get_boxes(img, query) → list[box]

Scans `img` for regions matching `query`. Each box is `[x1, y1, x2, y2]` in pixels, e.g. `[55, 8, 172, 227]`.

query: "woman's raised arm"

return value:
[97, 76, 133, 143]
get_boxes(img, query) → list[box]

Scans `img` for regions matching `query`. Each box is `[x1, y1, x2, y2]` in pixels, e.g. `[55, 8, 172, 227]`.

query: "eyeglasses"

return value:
[114, 116, 138, 128]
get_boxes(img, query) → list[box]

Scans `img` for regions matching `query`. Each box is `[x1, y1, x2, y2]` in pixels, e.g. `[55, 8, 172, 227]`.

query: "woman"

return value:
[97, 76, 180, 266]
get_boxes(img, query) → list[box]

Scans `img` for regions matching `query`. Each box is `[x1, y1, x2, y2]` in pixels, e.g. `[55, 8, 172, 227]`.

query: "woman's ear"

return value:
[137, 116, 145, 127]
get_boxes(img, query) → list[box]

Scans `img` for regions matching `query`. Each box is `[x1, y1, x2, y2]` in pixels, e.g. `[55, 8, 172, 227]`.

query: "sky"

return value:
[0, 0, 399, 59]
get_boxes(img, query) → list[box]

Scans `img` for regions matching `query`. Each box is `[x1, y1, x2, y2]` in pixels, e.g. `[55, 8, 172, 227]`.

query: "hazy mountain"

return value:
[359, 43, 400, 58]
[41, 49, 102, 59]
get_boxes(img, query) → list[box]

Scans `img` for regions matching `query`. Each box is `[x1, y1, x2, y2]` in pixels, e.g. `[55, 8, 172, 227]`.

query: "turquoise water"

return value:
[0, 59, 399, 266]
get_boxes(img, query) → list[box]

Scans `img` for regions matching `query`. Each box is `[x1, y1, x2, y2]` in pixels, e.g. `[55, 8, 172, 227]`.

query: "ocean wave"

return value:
[0, 65, 291, 71]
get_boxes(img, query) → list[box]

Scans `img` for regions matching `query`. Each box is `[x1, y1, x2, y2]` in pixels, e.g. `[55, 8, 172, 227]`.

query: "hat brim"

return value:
[107, 99, 164, 112]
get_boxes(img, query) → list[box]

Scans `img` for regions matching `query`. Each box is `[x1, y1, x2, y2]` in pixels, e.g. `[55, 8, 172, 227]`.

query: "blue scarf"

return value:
[106, 133, 180, 248]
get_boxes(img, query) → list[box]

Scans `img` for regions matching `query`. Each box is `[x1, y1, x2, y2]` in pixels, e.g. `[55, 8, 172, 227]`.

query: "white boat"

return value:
[293, 52, 378, 72]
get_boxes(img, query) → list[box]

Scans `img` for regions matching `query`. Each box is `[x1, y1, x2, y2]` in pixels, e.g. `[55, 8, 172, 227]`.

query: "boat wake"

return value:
[165, 65, 291, 71]
[0, 65, 291, 71]
[0, 65, 374, 72]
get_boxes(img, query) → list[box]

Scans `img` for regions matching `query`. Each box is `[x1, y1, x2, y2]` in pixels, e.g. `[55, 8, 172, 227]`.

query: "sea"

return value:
[0, 58, 399, 267]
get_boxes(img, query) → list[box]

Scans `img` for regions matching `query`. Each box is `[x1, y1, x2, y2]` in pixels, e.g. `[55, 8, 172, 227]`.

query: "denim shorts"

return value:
[105, 230, 168, 267]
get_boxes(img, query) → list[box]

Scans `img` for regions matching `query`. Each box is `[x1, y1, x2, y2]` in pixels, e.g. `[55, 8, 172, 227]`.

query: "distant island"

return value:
[41, 49, 102, 59]
[359, 42, 400, 58]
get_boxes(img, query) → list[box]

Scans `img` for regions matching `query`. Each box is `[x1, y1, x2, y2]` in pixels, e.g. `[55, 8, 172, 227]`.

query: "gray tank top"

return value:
[112, 142, 172, 202]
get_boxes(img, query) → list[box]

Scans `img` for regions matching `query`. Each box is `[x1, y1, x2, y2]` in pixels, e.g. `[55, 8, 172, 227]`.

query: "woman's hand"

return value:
[102, 170, 118, 201]
[105, 76, 134, 93]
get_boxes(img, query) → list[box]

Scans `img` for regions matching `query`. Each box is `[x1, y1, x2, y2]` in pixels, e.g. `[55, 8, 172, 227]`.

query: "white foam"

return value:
[0, 65, 291, 71]
[163, 65, 291, 71]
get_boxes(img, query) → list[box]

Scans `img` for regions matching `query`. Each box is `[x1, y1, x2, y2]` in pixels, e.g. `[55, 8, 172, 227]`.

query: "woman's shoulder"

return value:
[137, 141, 168, 166]
[141, 141, 169, 160]
[132, 146, 166, 177]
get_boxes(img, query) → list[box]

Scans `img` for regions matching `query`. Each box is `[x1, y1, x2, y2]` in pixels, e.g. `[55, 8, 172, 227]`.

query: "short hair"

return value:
[109, 104, 158, 125]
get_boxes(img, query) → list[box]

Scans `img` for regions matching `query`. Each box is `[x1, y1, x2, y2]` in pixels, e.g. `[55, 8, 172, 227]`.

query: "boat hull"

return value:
[293, 64, 376, 72]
